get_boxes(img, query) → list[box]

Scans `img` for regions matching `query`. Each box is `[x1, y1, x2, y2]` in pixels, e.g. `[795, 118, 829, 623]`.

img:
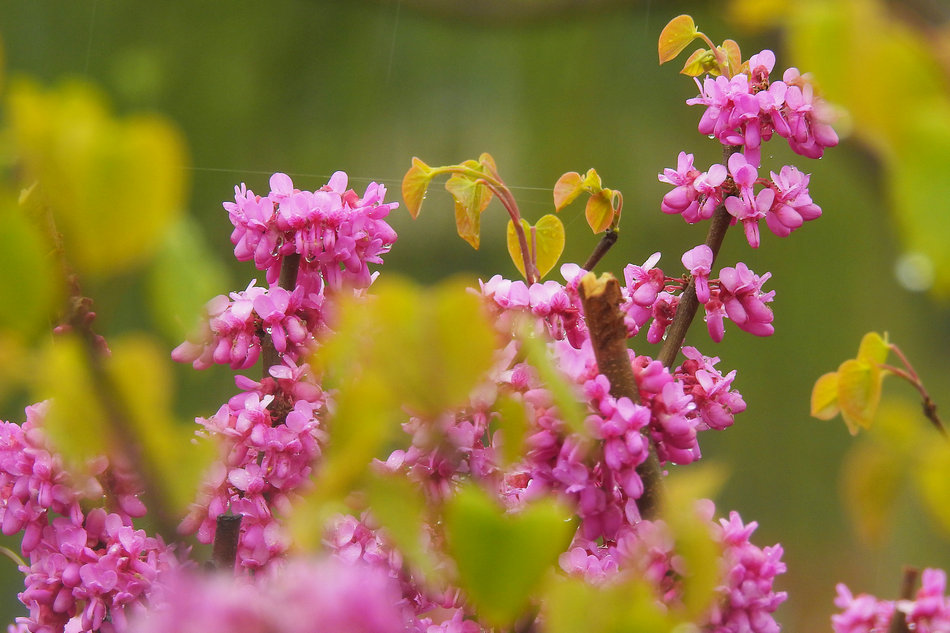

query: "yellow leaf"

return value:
[856, 331, 890, 365]
[658, 15, 699, 65]
[402, 157, 432, 219]
[810, 371, 840, 420]
[585, 190, 615, 234]
[553, 171, 584, 211]
[533, 214, 565, 278]
[837, 359, 883, 434]
[914, 440, 950, 537]
[841, 440, 905, 546]
[7, 79, 187, 277]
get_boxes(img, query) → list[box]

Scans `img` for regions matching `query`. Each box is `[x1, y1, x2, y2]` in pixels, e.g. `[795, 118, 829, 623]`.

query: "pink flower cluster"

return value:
[558, 500, 787, 633]
[621, 249, 774, 343]
[226, 172, 398, 290]
[659, 151, 821, 249]
[832, 569, 950, 633]
[180, 362, 326, 570]
[0, 403, 178, 633]
[171, 282, 321, 371]
[687, 50, 838, 164]
[659, 49, 833, 249]
[128, 557, 406, 633]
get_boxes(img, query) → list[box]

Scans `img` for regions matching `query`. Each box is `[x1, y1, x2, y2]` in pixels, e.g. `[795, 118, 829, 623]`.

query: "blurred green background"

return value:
[2, 1, 950, 631]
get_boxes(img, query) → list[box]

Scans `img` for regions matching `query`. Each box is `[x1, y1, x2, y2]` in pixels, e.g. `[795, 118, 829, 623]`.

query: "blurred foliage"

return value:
[730, 0, 950, 299]
[1, 1, 950, 631]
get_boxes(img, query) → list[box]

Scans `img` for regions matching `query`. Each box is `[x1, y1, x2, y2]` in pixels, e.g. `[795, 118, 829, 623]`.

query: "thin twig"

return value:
[583, 229, 618, 271]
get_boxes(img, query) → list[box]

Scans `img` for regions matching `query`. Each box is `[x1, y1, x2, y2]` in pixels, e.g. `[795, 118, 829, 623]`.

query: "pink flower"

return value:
[681, 245, 714, 303]
[718, 263, 775, 337]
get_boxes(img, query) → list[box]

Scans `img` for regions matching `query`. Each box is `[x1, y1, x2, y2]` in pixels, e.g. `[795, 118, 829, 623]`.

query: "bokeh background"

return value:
[2, 1, 950, 631]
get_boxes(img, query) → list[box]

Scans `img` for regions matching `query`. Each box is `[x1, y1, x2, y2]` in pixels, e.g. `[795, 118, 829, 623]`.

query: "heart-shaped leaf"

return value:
[810, 371, 840, 420]
[585, 190, 615, 234]
[658, 15, 699, 65]
[445, 484, 576, 627]
[857, 331, 890, 365]
[507, 218, 532, 279]
[8, 79, 186, 278]
[534, 214, 566, 277]
[402, 157, 433, 219]
[837, 358, 883, 434]
[681, 48, 716, 77]
[446, 171, 493, 249]
[553, 171, 584, 211]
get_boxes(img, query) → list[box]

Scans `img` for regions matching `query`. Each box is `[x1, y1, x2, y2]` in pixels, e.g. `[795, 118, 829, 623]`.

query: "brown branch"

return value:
[211, 514, 243, 571]
[887, 566, 919, 633]
[578, 272, 662, 519]
[583, 229, 618, 272]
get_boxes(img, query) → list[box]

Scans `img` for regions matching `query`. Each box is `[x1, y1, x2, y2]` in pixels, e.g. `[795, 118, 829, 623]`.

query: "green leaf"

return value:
[534, 214, 565, 278]
[553, 171, 584, 211]
[810, 371, 840, 420]
[319, 276, 498, 418]
[494, 395, 529, 467]
[402, 157, 433, 219]
[444, 484, 576, 627]
[366, 472, 444, 586]
[105, 336, 215, 515]
[34, 335, 110, 476]
[7, 79, 187, 278]
[662, 463, 726, 617]
[658, 15, 699, 64]
[837, 358, 883, 435]
[0, 190, 60, 338]
[543, 576, 677, 633]
[585, 190, 615, 234]
[147, 217, 229, 343]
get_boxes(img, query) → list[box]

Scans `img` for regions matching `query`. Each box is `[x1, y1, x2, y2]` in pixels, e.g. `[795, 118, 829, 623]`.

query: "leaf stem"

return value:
[657, 145, 740, 369]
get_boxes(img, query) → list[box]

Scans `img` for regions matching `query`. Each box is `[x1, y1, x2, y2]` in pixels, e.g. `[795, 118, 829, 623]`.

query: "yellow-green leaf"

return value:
[720, 39, 742, 76]
[366, 472, 444, 586]
[914, 439, 950, 537]
[494, 395, 529, 467]
[478, 152, 498, 178]
[810, 371, 840, 420]
[544, 576, 676, 633]
[0, 190, 61, 338]
[8, 79, 187, 277]
[681, 48, 717, 77]
[445, 172, 493, 250]
[444, 484, 576, 627]
[585, 191, 614, 234]
[856, 331, 890, 365]
[106, 336, 215, 515]
[837, 359, 883, 434]
[658, 15, 699, 64]
[147, 217, 229, 343]
[534, 214, 566, 278]
[35, 335, 110, 476]
[841, 439, 905, 546]
[402, 156, 433, 219]
[553, 171, 584, 211]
